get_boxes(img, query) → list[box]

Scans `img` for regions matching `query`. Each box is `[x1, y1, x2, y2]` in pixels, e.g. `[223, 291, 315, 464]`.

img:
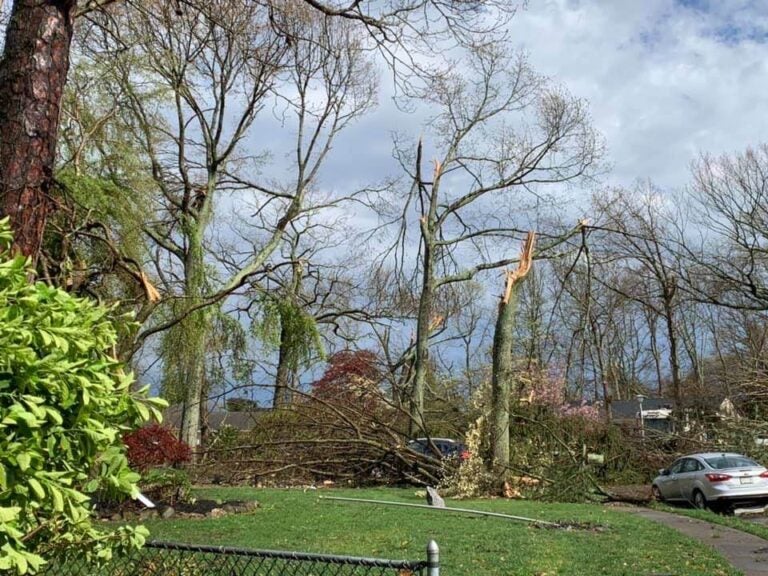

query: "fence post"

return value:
[427, 540, 439, 576]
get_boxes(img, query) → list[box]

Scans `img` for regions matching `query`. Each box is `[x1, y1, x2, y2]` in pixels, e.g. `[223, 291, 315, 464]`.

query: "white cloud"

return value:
[506, 0, 768, 190]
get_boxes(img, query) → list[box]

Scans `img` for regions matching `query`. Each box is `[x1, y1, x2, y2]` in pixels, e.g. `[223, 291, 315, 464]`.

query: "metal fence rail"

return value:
[46, 540, 439, 576]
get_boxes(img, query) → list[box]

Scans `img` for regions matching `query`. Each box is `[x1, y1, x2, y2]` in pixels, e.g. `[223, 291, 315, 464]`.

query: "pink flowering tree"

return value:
[521, 365, 601, 421]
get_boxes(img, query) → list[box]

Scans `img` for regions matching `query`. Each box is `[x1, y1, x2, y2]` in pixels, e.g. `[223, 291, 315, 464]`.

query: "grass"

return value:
[133, 487, 743, 575]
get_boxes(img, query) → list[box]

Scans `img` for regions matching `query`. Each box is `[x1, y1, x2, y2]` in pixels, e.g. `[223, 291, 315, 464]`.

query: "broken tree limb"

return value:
[502, 231, 536, 304]
[318, 495, 559, 527]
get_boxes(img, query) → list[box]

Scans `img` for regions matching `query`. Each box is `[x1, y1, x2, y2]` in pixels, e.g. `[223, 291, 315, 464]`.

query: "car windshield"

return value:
[408, 439, 463, 456]
[704, 455, 759, 470]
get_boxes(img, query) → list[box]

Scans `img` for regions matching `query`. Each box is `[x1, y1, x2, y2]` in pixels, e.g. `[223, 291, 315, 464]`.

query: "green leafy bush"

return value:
[140, 467, 192, 506]
[0, 218, 165, 573]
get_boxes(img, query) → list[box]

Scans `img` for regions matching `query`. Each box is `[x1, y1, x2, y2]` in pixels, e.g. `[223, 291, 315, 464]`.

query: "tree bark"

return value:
[272, 259, 305, 408]
[411, 244, 434, 434]
[490, 233, 535, 473]
[273, 323, 295, 408]
[662, 280, 683, 409]
[0, 0, 77, 259]
[490, 280, 517, 469]
[410, 145, 441, 436]
[179, 226, 210, 458]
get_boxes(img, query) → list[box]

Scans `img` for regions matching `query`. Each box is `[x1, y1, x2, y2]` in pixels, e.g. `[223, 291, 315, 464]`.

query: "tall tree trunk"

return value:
[646, 312, 663, 396]
[179, 229, 210, 459]
[664, 307, 682, 405]
[272, 259, 304, 408]
[179, 309, 208, 454]
[273, 323, 294, 408]
[410, 144, 440, 436]
[490, 282, 517, 470]
[662, 279, 682, 409]
[0, 0, 76, 259]
[411, 244, 434, 435]
[490, 233, 535, 474]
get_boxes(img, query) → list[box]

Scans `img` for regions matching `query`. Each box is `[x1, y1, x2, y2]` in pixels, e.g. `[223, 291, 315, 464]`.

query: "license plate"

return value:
[740, 477, 754, 485]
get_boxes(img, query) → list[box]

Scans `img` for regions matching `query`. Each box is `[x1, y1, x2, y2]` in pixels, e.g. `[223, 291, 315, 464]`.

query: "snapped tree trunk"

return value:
[411, 248, 434, 435]
[410, 149, 441, 436]
[490, 232, 535, 474]
[0, 0, 77, 259]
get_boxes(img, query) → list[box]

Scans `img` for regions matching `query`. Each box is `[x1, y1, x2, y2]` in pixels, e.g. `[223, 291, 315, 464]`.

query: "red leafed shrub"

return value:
[310, 350, 382, 409]
[124, 424, 191, 471]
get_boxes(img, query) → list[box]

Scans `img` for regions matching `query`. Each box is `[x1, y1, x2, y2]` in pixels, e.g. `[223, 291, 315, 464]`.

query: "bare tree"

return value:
[384, 43, 602, 430]
[233, 216, 375, 409]
[590, 185, 686, 406]
[78, 0, 376, 451]
[684, 145, 768, 311]
[99, 0, 286, 452]
[0, 0, 519, 260]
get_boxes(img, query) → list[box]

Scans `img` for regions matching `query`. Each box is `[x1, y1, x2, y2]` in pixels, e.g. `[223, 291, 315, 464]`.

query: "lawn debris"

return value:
[503, 481, 523, 499]
[426, 487, 445, 508]
[531, 520, 608, 532]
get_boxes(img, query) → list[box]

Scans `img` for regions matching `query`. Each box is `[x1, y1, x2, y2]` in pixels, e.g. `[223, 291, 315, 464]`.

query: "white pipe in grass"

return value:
[318, 495, 559, 526]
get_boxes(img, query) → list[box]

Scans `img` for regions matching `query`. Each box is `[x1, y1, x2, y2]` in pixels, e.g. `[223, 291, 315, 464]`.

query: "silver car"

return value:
[652, 452, 768, 510]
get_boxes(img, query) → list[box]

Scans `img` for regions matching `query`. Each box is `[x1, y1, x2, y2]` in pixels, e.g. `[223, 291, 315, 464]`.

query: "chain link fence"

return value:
[45, 540, 439, 576]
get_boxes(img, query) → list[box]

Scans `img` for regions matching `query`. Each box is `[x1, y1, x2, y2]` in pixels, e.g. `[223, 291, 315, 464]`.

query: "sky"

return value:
[0, 0, 754, 218]
[4, 0, 764, 393]
[320, 0, 768, 198]
[296, 0, 768, 394]
[2, 0, 766, 210]
[505, 0, 768, 190]
[125, 0, 768, 403]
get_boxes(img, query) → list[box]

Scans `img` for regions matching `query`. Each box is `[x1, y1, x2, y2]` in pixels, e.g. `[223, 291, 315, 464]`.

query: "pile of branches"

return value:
[194, 390, 453, 486]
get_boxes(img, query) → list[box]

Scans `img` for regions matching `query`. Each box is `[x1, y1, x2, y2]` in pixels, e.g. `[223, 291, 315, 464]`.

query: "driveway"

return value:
[622, 507, 768, 576]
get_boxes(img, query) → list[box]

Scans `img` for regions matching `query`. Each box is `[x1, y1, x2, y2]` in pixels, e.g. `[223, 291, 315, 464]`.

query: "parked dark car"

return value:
[406, 438, 470, 461]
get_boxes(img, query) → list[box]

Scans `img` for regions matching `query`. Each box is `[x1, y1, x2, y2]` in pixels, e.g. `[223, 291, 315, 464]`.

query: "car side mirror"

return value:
[659, 468, 670, 476]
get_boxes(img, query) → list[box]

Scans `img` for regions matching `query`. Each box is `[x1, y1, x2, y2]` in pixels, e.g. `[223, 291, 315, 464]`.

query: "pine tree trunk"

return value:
[0, 0, 77, 259]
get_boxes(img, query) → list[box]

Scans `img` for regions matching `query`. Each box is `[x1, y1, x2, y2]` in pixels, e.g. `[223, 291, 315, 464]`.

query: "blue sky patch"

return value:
[675, 0, 710, 11]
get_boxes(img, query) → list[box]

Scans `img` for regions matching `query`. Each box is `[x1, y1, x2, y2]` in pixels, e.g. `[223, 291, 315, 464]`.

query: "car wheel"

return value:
[652, 485, 664, 502]
[719, 503, 734, 516]
[692, 490, 708, 510]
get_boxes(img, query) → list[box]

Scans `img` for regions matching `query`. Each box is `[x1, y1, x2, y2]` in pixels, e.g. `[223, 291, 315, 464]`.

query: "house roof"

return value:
[610, 397, 675, 420]
[163, 404, 266, 432]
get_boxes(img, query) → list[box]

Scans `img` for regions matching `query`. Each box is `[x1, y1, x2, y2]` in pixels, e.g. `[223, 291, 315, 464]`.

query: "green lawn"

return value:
[132, 487, 744, 575]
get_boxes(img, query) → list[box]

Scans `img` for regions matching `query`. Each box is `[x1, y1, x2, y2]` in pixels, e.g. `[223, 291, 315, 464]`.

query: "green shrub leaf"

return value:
[0, 219, 162, 573]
